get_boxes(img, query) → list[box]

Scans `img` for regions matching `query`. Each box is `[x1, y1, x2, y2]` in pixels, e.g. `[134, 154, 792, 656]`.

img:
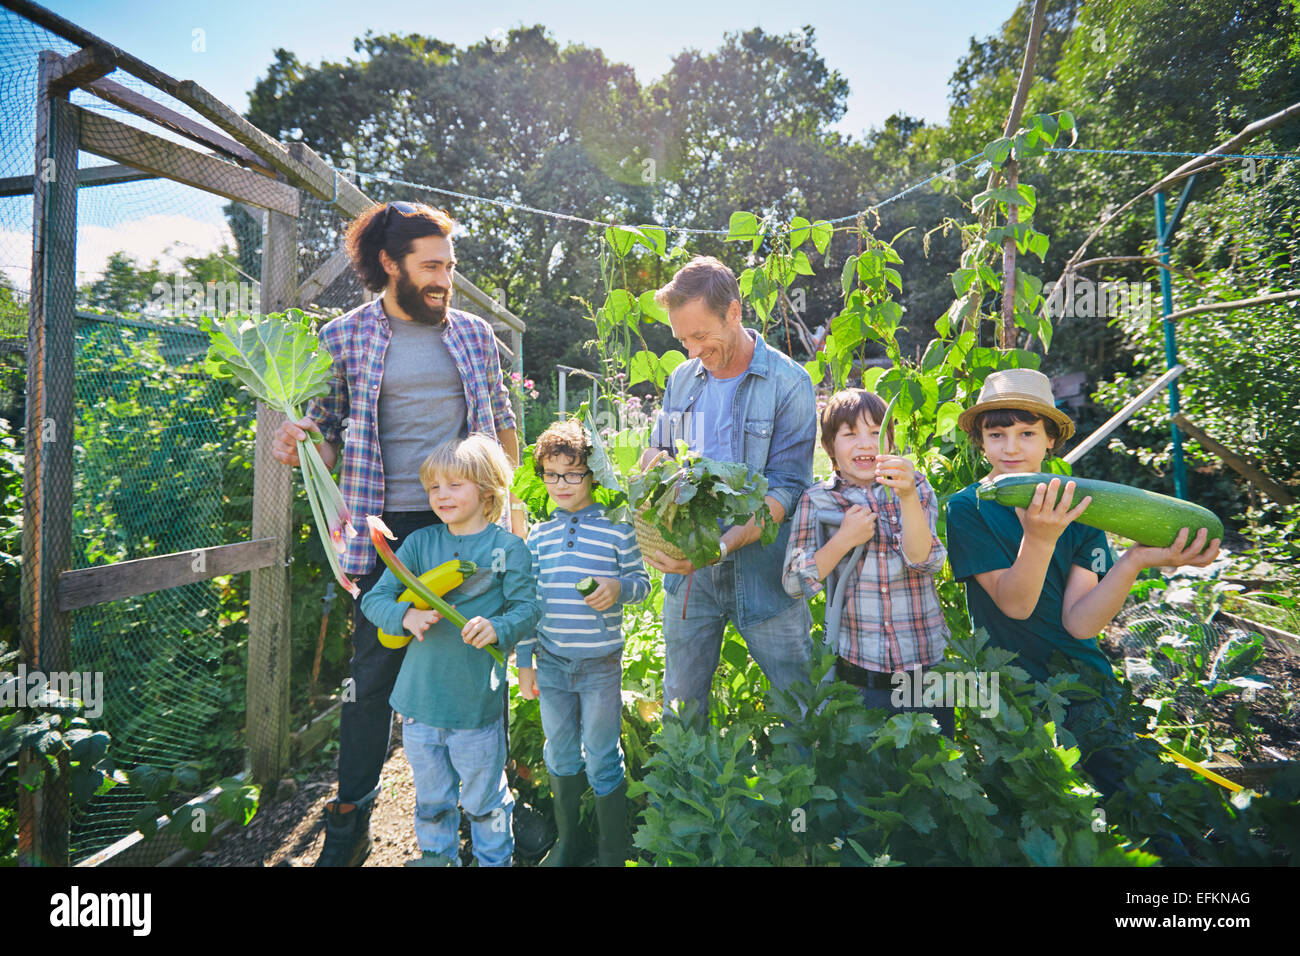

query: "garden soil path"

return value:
[195, 721, 425, 868]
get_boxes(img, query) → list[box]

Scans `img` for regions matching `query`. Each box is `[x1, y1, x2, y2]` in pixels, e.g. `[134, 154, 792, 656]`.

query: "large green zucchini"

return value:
[975, 472, 1224, 548]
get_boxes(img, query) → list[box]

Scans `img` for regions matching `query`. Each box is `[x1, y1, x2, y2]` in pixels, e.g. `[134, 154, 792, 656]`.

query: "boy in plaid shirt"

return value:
[782, 388, 952, 734]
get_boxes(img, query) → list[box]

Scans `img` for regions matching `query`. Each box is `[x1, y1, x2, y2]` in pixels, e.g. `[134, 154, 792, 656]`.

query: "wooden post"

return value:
[246, 203, 298, 792]
[1171, 413, 1296, 506]
[19, 50, 80, 867]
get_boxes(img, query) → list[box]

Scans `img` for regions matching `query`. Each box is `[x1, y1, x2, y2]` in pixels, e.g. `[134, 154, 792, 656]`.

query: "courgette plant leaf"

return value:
[203, 309, 333, 417]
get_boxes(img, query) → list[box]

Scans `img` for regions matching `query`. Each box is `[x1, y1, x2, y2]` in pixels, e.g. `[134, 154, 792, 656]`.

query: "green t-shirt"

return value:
[945, 482, 1116, 683]
[360, 523, 540, 729]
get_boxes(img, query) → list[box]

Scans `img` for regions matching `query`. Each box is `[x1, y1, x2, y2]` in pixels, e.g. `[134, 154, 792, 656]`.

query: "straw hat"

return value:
[957, 369, 1075, 441]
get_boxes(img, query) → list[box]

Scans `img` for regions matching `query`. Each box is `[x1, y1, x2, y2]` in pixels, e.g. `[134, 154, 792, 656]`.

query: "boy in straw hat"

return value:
[945, 369, 1220, 809]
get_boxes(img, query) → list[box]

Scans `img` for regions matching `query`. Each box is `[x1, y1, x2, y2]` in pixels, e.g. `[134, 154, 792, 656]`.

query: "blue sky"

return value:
[45, 0, 1016, 136]
[3, 0, 1020, 288]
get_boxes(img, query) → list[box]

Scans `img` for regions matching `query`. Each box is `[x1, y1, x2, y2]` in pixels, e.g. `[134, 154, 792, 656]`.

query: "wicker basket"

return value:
[634, 508, 688, 562]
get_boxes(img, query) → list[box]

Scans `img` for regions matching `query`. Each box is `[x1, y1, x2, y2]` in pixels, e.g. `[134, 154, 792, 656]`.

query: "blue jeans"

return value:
[401, 717, 514, 867]
[663, 563, 812, 717]
[536, 647, 625, 796]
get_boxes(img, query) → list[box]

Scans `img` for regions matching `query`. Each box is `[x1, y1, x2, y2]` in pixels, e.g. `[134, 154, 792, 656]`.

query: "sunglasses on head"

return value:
[382, 200, 421, 231]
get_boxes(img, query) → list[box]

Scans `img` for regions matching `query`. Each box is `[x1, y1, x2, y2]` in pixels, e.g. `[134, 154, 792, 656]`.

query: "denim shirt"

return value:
[649, 329, 816, 626]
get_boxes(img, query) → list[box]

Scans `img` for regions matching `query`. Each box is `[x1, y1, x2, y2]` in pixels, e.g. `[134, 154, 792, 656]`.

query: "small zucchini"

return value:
[976, 472, 1223, 548]
[575, 576, 598, 596]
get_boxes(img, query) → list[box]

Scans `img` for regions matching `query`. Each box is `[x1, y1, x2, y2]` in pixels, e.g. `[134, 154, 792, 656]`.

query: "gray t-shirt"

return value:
[378, 317, 469, 510]
[689, 370, 744, 463]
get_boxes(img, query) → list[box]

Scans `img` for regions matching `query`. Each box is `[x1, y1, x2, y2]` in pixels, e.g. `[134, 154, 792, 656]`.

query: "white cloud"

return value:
[79, 214, 236, 279]
[0, 215, 237, 294]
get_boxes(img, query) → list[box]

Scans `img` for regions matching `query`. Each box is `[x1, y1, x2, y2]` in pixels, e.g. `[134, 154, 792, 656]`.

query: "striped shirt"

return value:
[518, 504, 651, 668]
[782, 474, 948, 672]
[305, 297, 516, 576]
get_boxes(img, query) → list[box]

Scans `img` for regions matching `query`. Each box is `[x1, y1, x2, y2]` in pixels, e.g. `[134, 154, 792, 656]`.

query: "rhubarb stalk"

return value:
[367, 516, 505, 664]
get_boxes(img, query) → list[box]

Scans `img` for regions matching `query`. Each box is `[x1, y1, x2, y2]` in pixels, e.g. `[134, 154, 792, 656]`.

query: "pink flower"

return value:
[510, 371, 522, 383]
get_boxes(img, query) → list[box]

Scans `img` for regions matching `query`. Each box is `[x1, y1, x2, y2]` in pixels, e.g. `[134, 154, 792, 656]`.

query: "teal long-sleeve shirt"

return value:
[360, 522, 540, 729]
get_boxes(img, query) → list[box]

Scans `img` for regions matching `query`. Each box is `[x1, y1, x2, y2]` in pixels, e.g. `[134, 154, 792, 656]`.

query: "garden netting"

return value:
[1, 6, 298, 862]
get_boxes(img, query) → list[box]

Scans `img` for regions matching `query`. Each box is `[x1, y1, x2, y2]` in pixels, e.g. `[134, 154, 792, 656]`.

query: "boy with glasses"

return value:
[517, 419, 650, 866]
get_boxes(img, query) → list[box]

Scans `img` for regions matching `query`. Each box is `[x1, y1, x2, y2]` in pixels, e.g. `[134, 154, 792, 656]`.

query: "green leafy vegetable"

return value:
[204, 309, 359, 597]
[628, 452, 778, 568]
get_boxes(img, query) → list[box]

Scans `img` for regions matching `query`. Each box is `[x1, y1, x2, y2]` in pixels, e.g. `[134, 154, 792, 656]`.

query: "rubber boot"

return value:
[539, 772, 585, 867]
[315, 786, 379, 867]
[594, 778, 628, 868]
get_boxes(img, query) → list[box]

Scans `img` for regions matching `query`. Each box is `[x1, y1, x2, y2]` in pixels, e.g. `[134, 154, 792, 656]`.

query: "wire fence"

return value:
[0, 6, 303, 863]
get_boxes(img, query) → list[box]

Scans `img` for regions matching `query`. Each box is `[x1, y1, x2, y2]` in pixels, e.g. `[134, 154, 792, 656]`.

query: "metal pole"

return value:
[1154, 191, 1187, 499]
[557, 369, 567, 416]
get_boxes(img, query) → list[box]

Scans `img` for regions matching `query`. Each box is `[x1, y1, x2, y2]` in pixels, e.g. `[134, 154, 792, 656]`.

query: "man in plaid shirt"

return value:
[781, 388, 952, 735]
[271, 201, 522, 866]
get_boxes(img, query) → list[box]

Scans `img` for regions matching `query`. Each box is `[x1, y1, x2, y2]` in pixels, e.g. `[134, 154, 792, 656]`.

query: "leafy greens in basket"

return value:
[628, 451, 779, 569]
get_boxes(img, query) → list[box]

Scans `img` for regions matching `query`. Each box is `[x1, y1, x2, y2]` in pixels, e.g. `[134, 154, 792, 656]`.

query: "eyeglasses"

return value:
[383, 200, 420, 232]
[542, 470, 592, 485]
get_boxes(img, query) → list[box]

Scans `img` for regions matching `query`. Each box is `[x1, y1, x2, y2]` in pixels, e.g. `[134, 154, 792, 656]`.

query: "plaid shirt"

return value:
[305, 297, 516, 576]
[782, 473, 948, 672]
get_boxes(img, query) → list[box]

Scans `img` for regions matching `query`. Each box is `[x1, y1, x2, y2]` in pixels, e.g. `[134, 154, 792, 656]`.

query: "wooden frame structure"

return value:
[8, 0, 526, 865]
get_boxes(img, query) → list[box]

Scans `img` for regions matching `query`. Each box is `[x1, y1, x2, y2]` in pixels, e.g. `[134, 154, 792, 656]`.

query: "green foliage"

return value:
[0, 695, 120, 815]
[633, 628, 1299, 866]
[628, 452, 778, 568]
[630, 712, 809, 866]
[127, 762, 259, 853]
[0, 419, 21, 655]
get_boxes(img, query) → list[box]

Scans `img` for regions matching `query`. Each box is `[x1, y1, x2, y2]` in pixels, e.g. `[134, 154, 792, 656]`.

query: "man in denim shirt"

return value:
[641, 256, 816, 718]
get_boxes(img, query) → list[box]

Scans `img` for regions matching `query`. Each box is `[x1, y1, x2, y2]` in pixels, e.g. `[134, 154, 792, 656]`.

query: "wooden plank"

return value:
[20, 50, 78, 869]
[454, 272, 526, 334]
[75, 107, 300, 216]
[175, 80, 336, 199]
[1171, 413, 1296, 505]
[85, 74, 274, 173]
[1065, 364, 1185, 464]
[1217, 611, 1300, 659]
[246, 205, 297, 788]
[291, 699, 343, 760]
[56, 538, 279, 611]
[0, 163, 156, 198]
[297, 246, 354, 307]
[46, 45, 116, 95]
[4, 1, 359, 205]
[76, 772, 248, 867]
[287, 142, 374, 219]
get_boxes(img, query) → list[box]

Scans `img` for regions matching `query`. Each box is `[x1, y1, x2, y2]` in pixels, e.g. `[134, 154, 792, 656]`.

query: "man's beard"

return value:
[394, 268, 449, 326]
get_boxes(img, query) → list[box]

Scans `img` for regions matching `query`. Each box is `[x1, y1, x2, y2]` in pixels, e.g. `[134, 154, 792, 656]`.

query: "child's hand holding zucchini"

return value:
[1011, 477, 1093, 544]
[576, 576, 621, 612]
[1125, 526, 1220, 571]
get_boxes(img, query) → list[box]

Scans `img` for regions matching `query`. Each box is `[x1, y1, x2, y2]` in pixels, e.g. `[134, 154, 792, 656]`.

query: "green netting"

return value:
[1, 7, 271, 863]
[64, 316, 255, 862]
